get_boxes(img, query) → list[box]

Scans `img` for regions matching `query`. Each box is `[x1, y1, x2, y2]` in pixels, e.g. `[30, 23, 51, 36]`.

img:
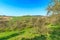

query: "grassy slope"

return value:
[0, 27, 40, 40]
[0, 16, 60, 40]
[8, 28, 40, 40]
[0, 31, 20, 40]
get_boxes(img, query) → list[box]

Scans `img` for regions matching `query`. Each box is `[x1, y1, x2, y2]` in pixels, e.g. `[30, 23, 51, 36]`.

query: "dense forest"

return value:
[0, 0, 60, 40]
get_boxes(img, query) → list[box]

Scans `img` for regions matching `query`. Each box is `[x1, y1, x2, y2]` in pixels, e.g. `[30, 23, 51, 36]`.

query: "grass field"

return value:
[0, 16, 60, 40]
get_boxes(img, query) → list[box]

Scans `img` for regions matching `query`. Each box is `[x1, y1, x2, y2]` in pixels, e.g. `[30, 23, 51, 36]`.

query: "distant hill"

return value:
[0, 16, 12, 21]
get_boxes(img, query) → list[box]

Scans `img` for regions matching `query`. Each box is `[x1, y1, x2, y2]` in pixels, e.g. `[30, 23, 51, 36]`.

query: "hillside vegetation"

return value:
[0, 14, 60, 40]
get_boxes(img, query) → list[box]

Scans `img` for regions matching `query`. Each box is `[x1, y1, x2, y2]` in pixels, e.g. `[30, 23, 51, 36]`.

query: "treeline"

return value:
[0, 16, 45, 32]
[0, 14, 60, 32]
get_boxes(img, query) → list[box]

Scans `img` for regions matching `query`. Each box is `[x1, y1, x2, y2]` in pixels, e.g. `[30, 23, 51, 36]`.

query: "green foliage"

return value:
[0, 15, 60, 40]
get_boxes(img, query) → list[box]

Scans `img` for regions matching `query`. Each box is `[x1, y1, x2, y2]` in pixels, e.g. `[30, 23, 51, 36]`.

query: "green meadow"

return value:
[0, 15, 60, 40]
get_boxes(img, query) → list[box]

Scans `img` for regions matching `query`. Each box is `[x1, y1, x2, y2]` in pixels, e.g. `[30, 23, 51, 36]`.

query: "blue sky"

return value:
[0, 0, 50, 16]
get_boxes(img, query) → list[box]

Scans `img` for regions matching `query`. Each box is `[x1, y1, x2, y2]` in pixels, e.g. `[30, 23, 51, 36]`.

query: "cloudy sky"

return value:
[0, 0, 50, 16]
